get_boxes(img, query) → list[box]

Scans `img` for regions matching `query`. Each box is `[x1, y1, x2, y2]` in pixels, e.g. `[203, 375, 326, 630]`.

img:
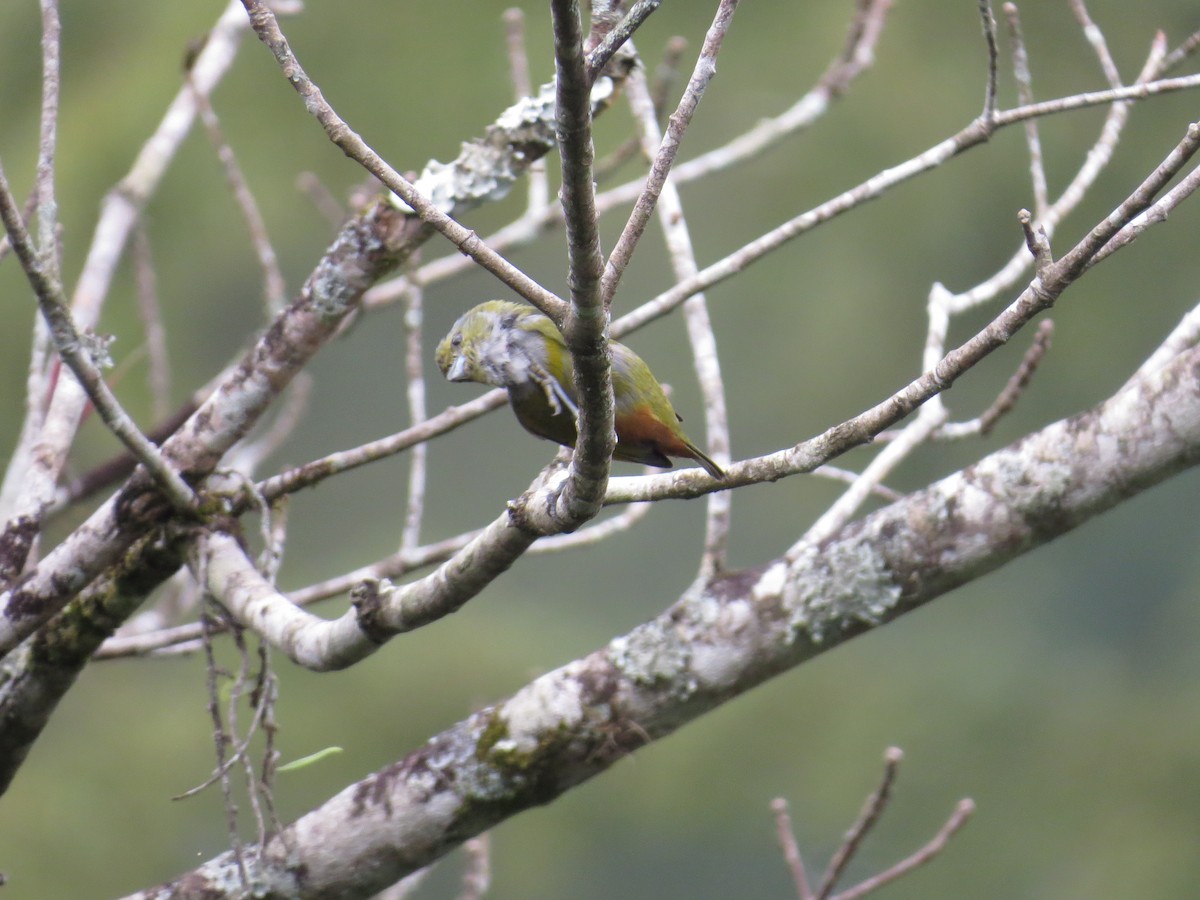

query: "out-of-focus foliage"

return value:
[0, 2, 1198, 897]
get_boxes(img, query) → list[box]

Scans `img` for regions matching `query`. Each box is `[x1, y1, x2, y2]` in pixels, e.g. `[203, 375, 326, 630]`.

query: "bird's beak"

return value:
[446, 356, 472, 382]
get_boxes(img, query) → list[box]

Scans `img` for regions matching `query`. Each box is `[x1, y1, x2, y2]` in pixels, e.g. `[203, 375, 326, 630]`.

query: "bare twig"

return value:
[53, 398, 200, 510]
[819, 0, 891, 96]
[812, 466, 903, 503]
[36, 0, 61, 270]
[619, 5, 740, 575]
[772, 749, 974, 900]
[0, 162, 197, 512]
[958, 319, 1054, 438]
[977, 0, 1000, 123]
[295, 171, 345, 227]
[832, 800, 976, 900]
[1061, 122, 1200, 276]
[360, 0, 892, 315]
[238, 0, 570, 323]
[607, 119, 1200, 506]
[133, 225, 172, 420]
[1019, 209, 1054, 277]
[400, 280, 428, 552]
[815, 747, 903, 899]
[772, 798, 815, 900]
[585, 0, 663, 82]
[1070, 0, 1123, 89]
[533, 501, 652, 551]
[935, 27, 1167, 319]
[504, 8, 550, 214]
[802, 405, 946, 546]
[503, 7, 533, 100]
[199, 606, 248, 886]
[460, 835, 491, 900]
[1160, 26, 1200, 72]
[187, 71, 287, 315]
[594, 35, 689, 181]
[601, 0, 737, 309]
[254, 391, 507, 503]
[1002, 3, 1048, 215]
[1086, 146, 1200, 270]
[0, 0, 264, 528]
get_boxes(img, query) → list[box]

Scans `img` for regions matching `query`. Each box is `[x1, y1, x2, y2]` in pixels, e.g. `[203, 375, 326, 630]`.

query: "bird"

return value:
[436, 300, 725, 478]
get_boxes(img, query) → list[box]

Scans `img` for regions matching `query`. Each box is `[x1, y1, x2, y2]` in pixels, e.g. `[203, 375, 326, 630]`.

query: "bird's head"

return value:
[436, 300, 562, 388]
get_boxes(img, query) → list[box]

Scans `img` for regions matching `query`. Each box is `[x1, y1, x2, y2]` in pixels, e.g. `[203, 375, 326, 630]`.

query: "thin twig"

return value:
[133, 225, 172, 420]
[1002, 3, 1048, 216]
[255, 637, 286, 856]
[1019, 208, 1054, 277]
[938, 27, 1167, 317]
[460, 835, 491, 900]
[173, 627, 274, 802]
[295, 171, 345, 227]
[400, 280, 428, 552]
[620, 8, 739, 574]
[816, 747, 903, 899]
[585, 0, 662, 82]
[977, 0, 1000, 123]
[1060, 122, 1200, 278]
[254, 390, 507, 503]
[36, 0, 61, 271]
[802, 405, 946, 546]
[772, 798, 815, 900]
[890, 317, 1054, 443]
[1160, 26, 1200, 72]
[200, 606, 248, 886]
[533, 502, 652, 551]
[0, 161, 197, 512]
[594, 35, 689, 182]
[238, 0, 570, 324]
[832, 799, 976, 900]
[1070, 0, 1123, 89]
[503, 8, 549, 213]
[503, 7, 533, 99]
[187, 70, 287, 315]
[974, 319, 1054, 437]
[812, 466, 903, 502]
[818, 0, 891, 96]
[362, 0, 891, 314]
[600, 0, 740, 308]
[53, 398, 200, 510]
[1085, 141, 1200, 270]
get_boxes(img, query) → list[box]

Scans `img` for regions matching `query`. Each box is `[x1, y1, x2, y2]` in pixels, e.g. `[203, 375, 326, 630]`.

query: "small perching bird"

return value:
[436, 300, 725, 478]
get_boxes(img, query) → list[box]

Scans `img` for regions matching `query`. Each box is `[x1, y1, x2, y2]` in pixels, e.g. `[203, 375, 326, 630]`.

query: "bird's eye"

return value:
[451, 334, 463, 349]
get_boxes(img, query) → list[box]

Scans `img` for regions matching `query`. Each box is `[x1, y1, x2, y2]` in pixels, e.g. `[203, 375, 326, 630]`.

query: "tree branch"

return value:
[551, 0, 615, 524]
[149, 337, 1200, 895]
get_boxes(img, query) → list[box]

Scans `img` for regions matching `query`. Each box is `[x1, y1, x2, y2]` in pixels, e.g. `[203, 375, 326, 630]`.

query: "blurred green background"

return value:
[2, 1, 1199, 897]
